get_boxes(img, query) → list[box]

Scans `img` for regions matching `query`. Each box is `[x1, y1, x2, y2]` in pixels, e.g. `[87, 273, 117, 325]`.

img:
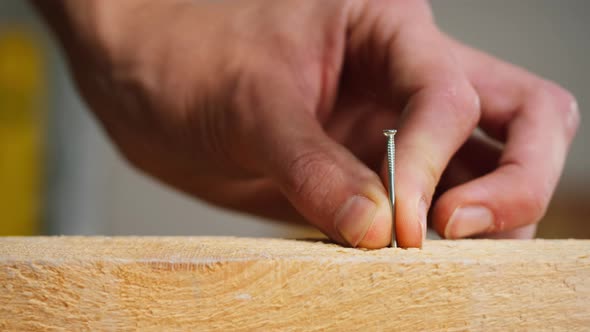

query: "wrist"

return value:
[32, 0, 152, 65]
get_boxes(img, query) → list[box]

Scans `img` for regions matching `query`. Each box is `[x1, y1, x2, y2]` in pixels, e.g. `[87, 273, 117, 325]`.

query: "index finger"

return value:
[380, 20, 480, 247]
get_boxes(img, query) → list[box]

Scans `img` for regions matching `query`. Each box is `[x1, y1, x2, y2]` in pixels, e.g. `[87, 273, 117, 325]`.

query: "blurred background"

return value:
[0, 1, 588, 238]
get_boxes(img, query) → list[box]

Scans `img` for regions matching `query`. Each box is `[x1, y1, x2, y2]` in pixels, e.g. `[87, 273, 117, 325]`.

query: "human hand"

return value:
[36, 0, 578, 248]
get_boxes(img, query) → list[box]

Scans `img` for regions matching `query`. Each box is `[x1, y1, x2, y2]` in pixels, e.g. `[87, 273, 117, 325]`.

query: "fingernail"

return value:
[445, 206, 494, 239]
[335, 195, 378, 247]
[418, 198, 428, 241]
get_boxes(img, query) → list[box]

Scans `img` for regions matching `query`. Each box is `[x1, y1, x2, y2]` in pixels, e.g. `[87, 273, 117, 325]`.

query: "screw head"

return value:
[383, 129, 397, 137]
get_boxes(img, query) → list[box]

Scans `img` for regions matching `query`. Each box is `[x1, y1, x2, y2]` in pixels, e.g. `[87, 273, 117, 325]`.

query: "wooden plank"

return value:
[1, 237, 589, 331]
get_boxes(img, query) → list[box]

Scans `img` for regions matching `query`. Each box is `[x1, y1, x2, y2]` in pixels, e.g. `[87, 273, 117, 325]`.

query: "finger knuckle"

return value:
[437, 83, 480, 130]
[285, 149, 340, 202]
[532, 81, 580, 140]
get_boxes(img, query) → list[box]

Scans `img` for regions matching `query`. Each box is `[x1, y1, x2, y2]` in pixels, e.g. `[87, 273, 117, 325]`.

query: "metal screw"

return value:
[383, 129, 397, 248]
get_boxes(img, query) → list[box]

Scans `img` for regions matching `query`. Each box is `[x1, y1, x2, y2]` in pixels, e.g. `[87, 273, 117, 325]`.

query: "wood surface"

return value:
[1, 237, 589, 331]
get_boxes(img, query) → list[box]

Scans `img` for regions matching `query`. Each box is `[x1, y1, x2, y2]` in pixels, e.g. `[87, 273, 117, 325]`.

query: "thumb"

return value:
[252, 111, 391, 248]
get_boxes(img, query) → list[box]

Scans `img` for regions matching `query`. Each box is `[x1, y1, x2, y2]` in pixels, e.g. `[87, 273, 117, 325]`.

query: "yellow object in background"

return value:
[0, 26, 45, 235]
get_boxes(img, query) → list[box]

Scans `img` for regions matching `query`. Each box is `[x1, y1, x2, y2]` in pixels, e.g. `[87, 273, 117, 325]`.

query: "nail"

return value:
[445, 206, 494, 239]
[418, 198, 428, 241]
[335, 195, 378, 247]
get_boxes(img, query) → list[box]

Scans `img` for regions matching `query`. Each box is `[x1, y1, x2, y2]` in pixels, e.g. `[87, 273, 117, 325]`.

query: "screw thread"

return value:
[386, 137, 395, 175]
[383, 129, 397, 247]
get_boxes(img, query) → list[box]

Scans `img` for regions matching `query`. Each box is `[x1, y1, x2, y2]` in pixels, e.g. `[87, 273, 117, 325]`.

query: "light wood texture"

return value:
[1, 237, 589, 331]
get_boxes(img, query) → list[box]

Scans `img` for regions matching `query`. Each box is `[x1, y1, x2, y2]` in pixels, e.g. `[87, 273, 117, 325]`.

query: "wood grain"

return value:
[1, 237, 589, 331]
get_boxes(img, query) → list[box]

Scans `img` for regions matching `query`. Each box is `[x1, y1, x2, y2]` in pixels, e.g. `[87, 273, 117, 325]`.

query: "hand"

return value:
[36, 0, 578, 248]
